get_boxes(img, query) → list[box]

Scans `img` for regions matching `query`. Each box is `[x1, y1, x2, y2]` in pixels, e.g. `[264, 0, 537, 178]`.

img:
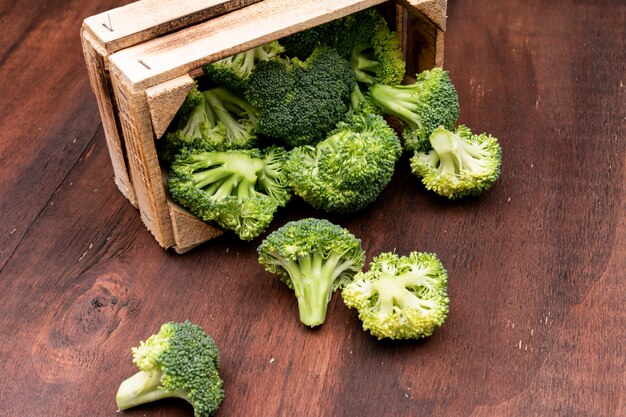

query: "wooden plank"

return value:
[82, 0, 264, 54]
[110, 76, 175, 248]
[145, 75, 196, 140]
[80, 29, 138, 207]
[168, 201, 223, 253]
[403, 4, 441, 75]
[108, 0, 389, 91]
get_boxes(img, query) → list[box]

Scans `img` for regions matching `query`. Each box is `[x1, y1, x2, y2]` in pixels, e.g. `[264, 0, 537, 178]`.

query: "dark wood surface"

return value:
[0, 1, 624, 416]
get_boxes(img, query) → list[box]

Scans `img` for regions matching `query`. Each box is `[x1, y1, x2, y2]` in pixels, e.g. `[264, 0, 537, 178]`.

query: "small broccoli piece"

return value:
[257, 218, 365, 327]
[115, 321, 224, 417]
[342, 252, 449, 340]
[177, 83, 204, 117]
[203, 87, 259, 150]
[285, 113, 401, 213]
[347, 10, 405, 86]
[246, 46, 355, 147]
[168, 146, 291, 240]
[159, 91, 226, 164]
[159, 87, 259, 163]
[203, 41, 285, 94]
[410, 125, 502, 199]
[370, 68, 460, 151]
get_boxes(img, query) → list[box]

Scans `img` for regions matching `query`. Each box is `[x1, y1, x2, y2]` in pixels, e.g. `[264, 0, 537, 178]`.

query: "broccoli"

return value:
[168, 146, 291, 240]
[342, 252, 449, 340]
[370, 68, 460, 151]
[410, 125, 502, 199]
[245, 46, 355, 147]
[177, 83, 204, 118]
[203, 41, 285, 94]
[115, 321, 224, 417]
[159, 87, 258, 163]
[257, 218, 365, 327]
[346, 10, 405, 90]
[285, 113, 401, 213]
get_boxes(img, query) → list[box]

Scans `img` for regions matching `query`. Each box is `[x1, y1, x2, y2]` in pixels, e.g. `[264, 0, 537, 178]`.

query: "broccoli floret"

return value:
[347, 10, 405, 87]
[246, 46, 355, 147]
[257, 218, 365, 327]
[115, 321, 223, 417]
[203, 41, 285, 94]
[285, 113, 401, 213]
[410, 125, 502, 199]
[159, 88, 259, 163]
[177, 83, 204, 117]
[168, 146, 291, 240]
[370, 68, 460, 151]
[280, 20, 339, 60]
[204, 87, 259, 150]
[342, 252, 449, 340]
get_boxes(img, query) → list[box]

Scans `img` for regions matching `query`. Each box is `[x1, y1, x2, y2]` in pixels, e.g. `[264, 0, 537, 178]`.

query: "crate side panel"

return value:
[81, 30, 137, 206]
[110, 78, 175, 248]
[146, 75, 196, 139]
[398, 0, 446, 30]
[108, 0, 388, 90]
[402, 5, 443, 75]
[168, 201, 223, 252]
[83, 0, 264, 53]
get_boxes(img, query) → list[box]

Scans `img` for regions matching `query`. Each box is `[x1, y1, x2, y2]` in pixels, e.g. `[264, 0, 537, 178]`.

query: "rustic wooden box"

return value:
[81, 0, 447, 253]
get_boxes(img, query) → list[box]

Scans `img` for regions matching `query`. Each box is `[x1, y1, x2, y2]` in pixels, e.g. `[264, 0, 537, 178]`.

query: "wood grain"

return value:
[0, 0, 624, 416]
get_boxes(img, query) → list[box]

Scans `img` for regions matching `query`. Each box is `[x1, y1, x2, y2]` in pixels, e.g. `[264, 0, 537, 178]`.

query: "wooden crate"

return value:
[81, 0, 447, 253]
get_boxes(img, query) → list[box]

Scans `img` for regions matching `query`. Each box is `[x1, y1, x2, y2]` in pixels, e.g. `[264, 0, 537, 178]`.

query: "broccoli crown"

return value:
[342, 252, 449, 340]
[159, 87, 259, 163]
[203, 41, 285, 94]
[370, 68, 460, 151]
[285, 113, 401, 213]
[410, 125, 502, 199]
[168, 147, 291, 240]
[245, 46, 355, 147]
[348, 10, 405, 87]
[257, 218, 365, 326]
[280, 20, 340, 60]
[115, 321, 224, 417]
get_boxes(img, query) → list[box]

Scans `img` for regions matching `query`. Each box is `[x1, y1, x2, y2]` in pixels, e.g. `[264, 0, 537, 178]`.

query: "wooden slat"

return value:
[146, 75, 196, 140]
[110, 77, 175, 248]
[82, 0, 264, 54]
[81, 29, 138, 207]
[108, 0, 389, 91]
[168, 201, 223, 253]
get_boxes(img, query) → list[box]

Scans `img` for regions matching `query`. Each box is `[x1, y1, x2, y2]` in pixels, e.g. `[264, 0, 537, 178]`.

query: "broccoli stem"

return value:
[370, 84, 423, 131]
[116, 370, 188, 412]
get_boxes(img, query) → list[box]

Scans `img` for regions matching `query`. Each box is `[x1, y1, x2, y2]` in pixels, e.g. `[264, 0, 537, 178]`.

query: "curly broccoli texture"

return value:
[168, 146, 291, 240]
[245, 46, 355, 147]
[410, 125, 502, 199]
[370, 68, 460, 151]
[203, 41, 285, 94]
[115, 321, 224, 417]
[159, 87, 258, 163]
[342, 252, 449, 340]
[257, 218, 365, 327]
[285, 113, 401, 213]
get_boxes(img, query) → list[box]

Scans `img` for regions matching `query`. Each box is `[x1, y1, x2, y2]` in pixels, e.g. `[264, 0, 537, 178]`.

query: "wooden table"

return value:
[0, 1, 623, 416]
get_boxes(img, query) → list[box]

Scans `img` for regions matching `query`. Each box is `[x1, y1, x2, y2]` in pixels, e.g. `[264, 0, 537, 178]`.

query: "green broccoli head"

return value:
[115, 321, 224, 417]
[342, 252, 449, 340]
[203, 41, 285, 94]
[348, 10, 405, 87]
[370, 68, 460, 151]
[167, 146, 291, 240]
[203, 88, 259, 150]
[257, 218, 365, 327]
[410, 125, 502, 199]
[285, 113, 401, 213]
[245, 46, 356, 147]
[159, 87, 259, 163]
